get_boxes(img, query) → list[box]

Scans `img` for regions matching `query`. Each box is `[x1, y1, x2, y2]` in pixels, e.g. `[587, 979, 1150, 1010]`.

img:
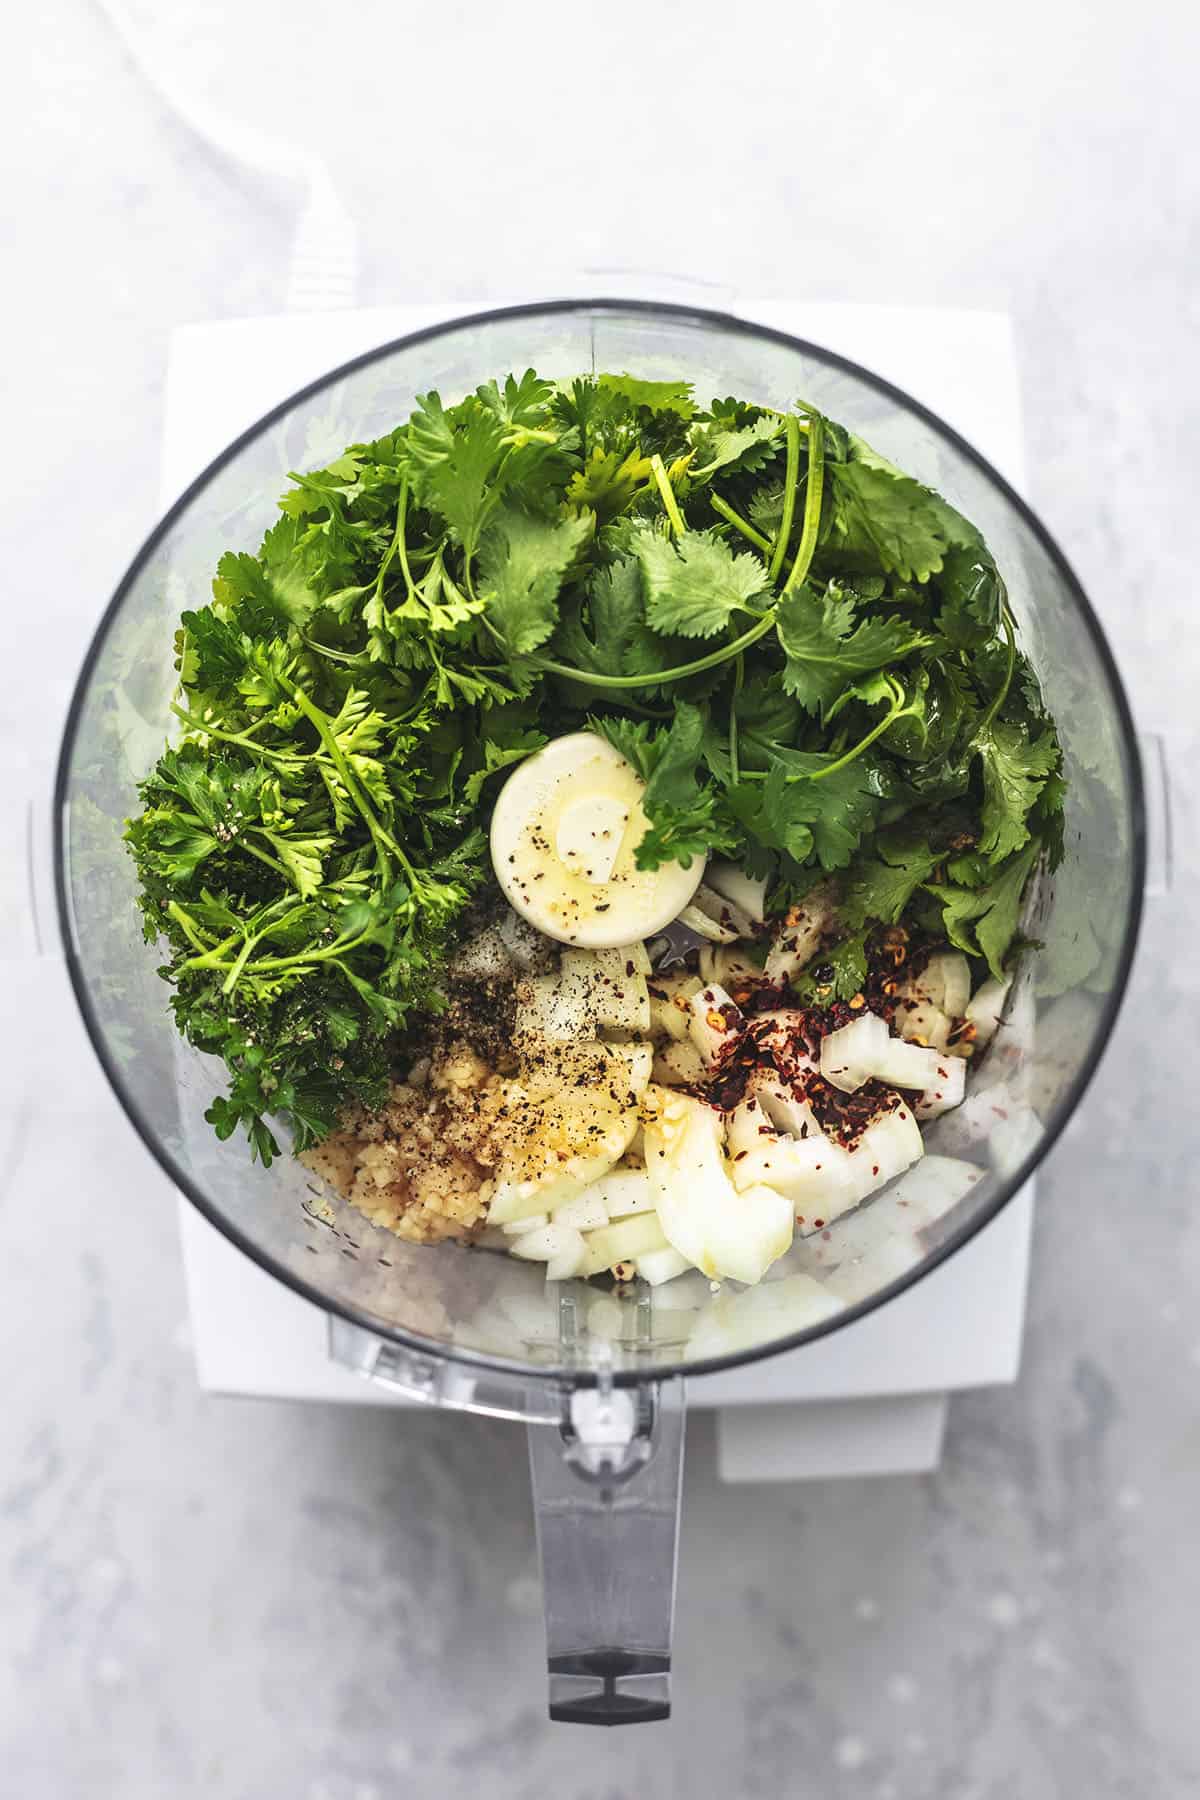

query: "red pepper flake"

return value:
[797, 1215, 806, 1225]
[814, 1218, 825, 1229]
[872, 1165, 879, 1176]
[733, 1149, 748, 1162]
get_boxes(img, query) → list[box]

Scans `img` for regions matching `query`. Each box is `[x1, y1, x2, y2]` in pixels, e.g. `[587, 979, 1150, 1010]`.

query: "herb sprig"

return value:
[126, 369, 1063, 1159]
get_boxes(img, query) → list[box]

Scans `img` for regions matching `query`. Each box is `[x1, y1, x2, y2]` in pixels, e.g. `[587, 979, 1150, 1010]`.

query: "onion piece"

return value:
[687, 984, 745, 1065]
[509, 1222, 586, 1264]
[914, 1056, 966, 1119]
[706, 861, 768, 923]
[635, 1246, 692, 1287]
[500, 1212, 550, 1236]
[585, 1213, 669, 1268]
[819, 1012, 891, 1093]
[965, 976, 1012, 1050]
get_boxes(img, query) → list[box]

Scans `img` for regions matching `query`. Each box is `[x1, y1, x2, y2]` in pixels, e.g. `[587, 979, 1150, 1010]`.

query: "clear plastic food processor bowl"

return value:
[55, 300, 1144, 1723]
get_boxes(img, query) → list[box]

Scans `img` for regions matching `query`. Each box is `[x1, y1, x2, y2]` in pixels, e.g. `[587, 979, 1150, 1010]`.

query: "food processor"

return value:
[55, 299, 1145, 1724]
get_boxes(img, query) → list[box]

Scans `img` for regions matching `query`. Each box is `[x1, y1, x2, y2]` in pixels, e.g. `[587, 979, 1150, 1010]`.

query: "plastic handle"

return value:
[1139, 731, 1172, 898]
[528, 1377, 686, 1726]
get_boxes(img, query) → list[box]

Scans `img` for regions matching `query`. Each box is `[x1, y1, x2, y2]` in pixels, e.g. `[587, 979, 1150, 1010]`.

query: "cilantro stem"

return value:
[805, 678, 908, 779]
[650, 455, 687, 537]
[536, 609, 777, 691]
[768, 415, 802, 584]
[729, 654, 744, 784]
[710, 494, 772, 554]
[782, 411, 826, 595]
[974, 606, 1017, 739]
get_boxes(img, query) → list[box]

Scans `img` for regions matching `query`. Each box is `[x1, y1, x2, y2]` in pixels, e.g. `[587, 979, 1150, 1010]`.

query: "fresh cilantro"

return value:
[841, 834, 941, 928]
[634, 527, 771, 639]
[597, 373, 696, 418]
[776, 582, 930, 715]
[478, 506, 593, 659]
[976, 721, 1060, 861]
[925, 841, 1042, 979]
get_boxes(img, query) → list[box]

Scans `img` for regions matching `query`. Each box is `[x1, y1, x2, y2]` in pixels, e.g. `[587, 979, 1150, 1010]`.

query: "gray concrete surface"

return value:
[2, 1, 1198, 1793]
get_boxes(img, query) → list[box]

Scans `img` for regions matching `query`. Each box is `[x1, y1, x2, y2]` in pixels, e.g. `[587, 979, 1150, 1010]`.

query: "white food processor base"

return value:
[166, 295, 1034, 1483]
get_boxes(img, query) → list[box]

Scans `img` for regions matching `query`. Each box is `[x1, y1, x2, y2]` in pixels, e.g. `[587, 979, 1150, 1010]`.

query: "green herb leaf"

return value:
[479, 506, 593, 658]
[635, 528, 770, 640]
[925, 841, 1041, 978]
[776, 582, 930, 715]
[976, 722, 1060, 861]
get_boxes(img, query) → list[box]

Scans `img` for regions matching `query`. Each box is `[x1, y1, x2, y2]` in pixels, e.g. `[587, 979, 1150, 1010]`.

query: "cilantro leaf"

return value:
[634, 528, 770, 639]
[591, 706, 724, 868]
[776, 582, 930, 715]
[688, 413, 784, 482]
[479, 506, 593, 658]
[597, 373, 695, 418]
[828, 932, 869, 1000]
[976, 722, 1059, 861]
[825, 443, 981, 583]
[841, 834, 940, 928]
[925, 841, 1041, 978]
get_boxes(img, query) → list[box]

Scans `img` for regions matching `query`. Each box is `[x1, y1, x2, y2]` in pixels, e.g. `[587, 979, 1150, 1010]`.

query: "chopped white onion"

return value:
[635, 1246, 692, 1287]
[706, 861, 768, 923]
[819, 1012, 891, 1092]
[687, 984, 745, 1065]
[508, 1222, 586, 1264]
[500, 1212, 550, 1236]
[914, 1056, 966, 1119]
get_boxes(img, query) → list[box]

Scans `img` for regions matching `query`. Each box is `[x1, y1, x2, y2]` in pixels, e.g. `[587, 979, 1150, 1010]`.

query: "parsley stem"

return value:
[729, 655, 744, 784]
[768, 415, 802, 584]
[167, 901, 216, 954]
[170, 705, 300, 765]
[536, 608, 777, 691]
[241, 838, 293, 881]
[782, 411, 826, 595]
[650, 455, 686, 537]
[393, 476, 417, 602]
[710, 494, 772, 554]
[289, 685, 414, 883]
